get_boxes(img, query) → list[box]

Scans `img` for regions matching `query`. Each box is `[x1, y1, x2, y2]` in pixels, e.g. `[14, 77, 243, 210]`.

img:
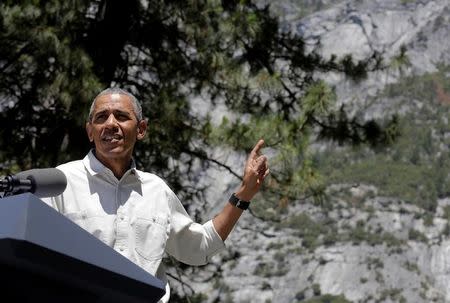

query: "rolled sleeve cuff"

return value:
[203, 219, 226, 260]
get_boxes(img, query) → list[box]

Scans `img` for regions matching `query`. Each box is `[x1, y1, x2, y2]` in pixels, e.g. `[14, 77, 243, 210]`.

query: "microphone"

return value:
[0, 168, 67, 198]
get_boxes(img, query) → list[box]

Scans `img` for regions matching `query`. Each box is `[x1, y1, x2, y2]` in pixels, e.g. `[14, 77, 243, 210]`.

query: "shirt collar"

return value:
[83, 149, 142, 182]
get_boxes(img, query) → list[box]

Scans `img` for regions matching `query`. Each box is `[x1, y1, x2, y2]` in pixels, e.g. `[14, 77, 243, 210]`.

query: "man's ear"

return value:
[137, 119, 147, 141]
[86, 122, 94, 142]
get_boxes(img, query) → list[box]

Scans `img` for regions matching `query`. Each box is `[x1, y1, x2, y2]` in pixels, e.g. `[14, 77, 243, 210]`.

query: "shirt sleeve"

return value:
[164, 190, 225, 265]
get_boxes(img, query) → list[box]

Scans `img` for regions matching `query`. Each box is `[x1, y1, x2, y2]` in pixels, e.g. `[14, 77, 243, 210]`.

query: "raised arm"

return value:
[212, 139, 270, 241]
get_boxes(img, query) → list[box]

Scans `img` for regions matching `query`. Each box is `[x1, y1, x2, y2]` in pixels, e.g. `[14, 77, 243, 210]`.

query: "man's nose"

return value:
[105, 113, 118, 128]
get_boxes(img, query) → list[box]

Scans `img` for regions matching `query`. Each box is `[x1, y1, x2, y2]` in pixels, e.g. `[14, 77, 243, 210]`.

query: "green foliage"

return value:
[403, 261, 420, 274]
[408, 229, 428, 243]
[389, 45, 411, 74]
[278, 209, 404, 249]
[318, 65, 450, 213]
[0, 0, 102, 169]
[301, 294, 351, 303]
[169, 292, 208, 303]
[269, 1, 343, 20]
[325, 156, 438, 210]
[379, 288, 403, 302]
[443, 205, 450, 220]
[312, 283, 321, 296]
[366, 257, 384, 270]
[278, 213, 333, 250]
[347, 224, 404, 247]
[253, 261, 288, 277]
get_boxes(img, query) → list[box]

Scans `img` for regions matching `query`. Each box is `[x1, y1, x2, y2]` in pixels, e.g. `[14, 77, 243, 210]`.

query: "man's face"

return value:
[86, 93, 147, 162]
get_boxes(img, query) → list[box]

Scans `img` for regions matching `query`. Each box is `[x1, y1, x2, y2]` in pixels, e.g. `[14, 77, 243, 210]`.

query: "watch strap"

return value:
[229, 193, 250, 210]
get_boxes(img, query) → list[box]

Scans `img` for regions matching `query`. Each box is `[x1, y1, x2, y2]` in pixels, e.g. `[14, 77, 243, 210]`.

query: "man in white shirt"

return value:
[42, 88, 269, 302]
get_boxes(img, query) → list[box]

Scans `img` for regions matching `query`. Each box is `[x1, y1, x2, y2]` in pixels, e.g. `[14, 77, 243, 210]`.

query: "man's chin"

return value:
[96, 146, 129, 158]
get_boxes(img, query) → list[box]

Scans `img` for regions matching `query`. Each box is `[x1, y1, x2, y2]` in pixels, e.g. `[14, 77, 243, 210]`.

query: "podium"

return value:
[0, 193, 165, 302]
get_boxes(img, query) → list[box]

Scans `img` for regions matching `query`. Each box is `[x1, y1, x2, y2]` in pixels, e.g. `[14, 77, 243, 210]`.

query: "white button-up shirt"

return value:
[42, 150, 225, 302]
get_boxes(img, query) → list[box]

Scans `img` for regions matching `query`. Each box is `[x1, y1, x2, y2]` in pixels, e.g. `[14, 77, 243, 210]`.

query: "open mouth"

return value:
[101, 135, 123, 143]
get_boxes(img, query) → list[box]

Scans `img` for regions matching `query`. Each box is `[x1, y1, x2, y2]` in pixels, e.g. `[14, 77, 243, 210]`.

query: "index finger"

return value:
[250, 139, 265, 158]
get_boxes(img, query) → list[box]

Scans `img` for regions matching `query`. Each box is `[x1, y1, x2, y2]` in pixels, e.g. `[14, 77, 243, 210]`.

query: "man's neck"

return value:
[93, 150, 132, 179]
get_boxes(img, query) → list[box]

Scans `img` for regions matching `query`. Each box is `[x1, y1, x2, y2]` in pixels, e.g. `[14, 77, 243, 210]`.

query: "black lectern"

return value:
[0, 193, 165, 302]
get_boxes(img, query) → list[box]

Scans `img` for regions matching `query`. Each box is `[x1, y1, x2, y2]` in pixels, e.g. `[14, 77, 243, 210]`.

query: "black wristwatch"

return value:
[229, 193, 250, 210]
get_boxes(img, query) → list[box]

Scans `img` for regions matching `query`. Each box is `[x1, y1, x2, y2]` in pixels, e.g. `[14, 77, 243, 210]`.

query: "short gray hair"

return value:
[88, 88, 143, 121]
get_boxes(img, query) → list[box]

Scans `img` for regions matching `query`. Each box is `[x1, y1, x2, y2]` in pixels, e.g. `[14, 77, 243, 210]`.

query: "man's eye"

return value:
[94, 114, 107, 121]
[117, 114, 129, 120]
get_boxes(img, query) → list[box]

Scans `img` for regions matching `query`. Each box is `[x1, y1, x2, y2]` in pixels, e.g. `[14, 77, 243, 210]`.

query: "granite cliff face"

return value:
[172, 1, 450, 302]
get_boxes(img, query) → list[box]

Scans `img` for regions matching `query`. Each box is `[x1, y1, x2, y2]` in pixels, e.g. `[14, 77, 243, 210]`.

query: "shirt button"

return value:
[120, 216, 124, 221]
[119, 247, 124, 251]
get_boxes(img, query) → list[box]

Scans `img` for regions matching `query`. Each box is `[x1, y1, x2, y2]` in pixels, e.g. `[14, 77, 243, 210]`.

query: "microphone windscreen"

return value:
[16, 168, 67, 198]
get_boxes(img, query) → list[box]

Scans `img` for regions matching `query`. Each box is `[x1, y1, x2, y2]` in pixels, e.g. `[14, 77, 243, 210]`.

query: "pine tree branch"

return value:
[185, 149, 242, 180]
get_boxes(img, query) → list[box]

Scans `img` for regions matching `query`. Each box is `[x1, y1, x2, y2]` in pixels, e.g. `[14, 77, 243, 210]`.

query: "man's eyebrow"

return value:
[94, 109, 132, 117]
[113, 109, 132, 116]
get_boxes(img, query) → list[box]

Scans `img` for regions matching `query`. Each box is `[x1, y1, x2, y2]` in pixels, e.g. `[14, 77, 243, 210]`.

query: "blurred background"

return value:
[0, 0, 449, 302]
